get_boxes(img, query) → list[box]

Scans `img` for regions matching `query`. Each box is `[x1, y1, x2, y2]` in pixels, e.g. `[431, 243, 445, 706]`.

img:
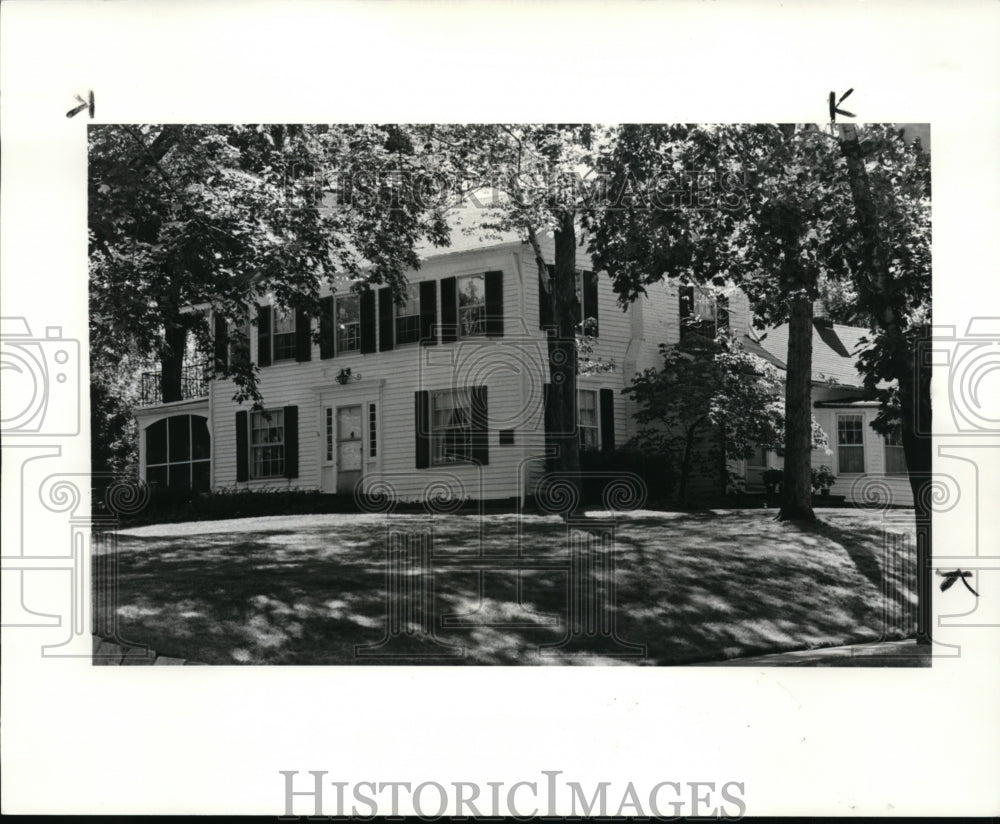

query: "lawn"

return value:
[94, 508, 918, 665]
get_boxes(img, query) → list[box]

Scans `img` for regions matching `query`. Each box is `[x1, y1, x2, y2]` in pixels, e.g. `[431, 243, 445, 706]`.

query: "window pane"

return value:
[168, 463, 192, 490]
[273, 308, 295, 334]
[459, 275, 486, 337]
[336, 295, 360, 353]
[168, 415, 191, 462]
[146, 464, 168, 490]
[191, 416, 210, 459]
[395, 287, 421, 345]
[146, 419, 167, 466]
[837, 415, 864, 445]
[369, 403, 377, 459]
[839, 446, 864, 473]
[273, 332, 296, 361]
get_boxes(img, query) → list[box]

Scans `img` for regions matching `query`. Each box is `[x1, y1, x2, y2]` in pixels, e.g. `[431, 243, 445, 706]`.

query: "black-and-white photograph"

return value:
[5, 1, 998, 817]
[88, 122, 933, 667]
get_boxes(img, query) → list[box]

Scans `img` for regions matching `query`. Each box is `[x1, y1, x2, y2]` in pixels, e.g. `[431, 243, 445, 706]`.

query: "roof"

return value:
[741, 336, 786, 370]
[756, 320, 873, 388]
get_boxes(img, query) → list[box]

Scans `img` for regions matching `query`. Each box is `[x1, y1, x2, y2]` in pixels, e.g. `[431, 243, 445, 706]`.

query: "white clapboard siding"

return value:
[208, 239, 755, 501]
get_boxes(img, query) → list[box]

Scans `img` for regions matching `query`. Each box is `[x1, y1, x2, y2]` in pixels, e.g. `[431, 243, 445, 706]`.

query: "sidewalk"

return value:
[92, 635, 202, 665]
[698, 638, 931, 667]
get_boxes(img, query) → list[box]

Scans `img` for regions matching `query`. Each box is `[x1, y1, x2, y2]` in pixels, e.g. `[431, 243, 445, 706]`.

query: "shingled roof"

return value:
[755, 320, 873, 388]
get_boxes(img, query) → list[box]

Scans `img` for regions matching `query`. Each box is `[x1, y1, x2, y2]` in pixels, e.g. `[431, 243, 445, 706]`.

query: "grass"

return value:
[94, 508, 918, 665]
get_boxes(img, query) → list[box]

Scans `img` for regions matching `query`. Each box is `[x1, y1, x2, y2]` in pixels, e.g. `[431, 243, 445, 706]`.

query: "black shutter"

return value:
[471, 385, 489, 465]
[213, 313, 229, 373]
[717, 293, 730, 332]
[319, 296, 334, 359]
[257, 304, 272, 367]
[439, 276, 457, 343]
[420, 280, 439, 346]
[235, 411, 249, 482]
[360, 290, 376, 354]
[378, 288, 394, 352]
[283, 405, 299, 479]
[485, 270, 504, 338]
[583, 270, 599, 337]
[539, 264, 554, 329]
[295, 308, 311, 362]
[600, 388, 615, 453]
[415, 390, 430, 469]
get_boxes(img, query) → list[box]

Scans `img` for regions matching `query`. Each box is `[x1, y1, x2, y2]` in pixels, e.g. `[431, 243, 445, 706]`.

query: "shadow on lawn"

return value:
[96, 511, 918, 665]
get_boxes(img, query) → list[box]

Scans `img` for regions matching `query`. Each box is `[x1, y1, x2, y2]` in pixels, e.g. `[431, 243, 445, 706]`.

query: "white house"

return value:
[132, 230, 754, 505]
[742, 317, 915, 507]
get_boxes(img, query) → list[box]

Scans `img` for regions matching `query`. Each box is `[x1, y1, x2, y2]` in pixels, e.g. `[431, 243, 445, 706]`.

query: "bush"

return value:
[811, 464, 837, 492]
[578, 448, 676, 505]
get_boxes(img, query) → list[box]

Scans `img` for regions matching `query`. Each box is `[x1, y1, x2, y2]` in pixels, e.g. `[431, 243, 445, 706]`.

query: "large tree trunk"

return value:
[778, 293, 816, 521]
[838, 125, 932, 644]
[548, 212, 582, 505]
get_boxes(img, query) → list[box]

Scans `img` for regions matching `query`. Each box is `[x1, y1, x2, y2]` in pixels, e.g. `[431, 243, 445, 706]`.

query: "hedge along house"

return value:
[132, 218, 755, 505]
[741, 314, 915, 507]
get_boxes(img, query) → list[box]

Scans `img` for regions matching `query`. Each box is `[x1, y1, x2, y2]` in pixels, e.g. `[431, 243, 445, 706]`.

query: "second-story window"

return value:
[458, 274, 486, 337]
[395, 286, 421, 346]
[335, 294, 360, 355]
[272, 308, 297, 361]
[679, 284, 729, 344]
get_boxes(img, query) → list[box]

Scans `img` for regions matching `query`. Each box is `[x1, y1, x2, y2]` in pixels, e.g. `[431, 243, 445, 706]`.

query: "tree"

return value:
[589, 123, 856, 520]
[624, 333, 804, 504]
[89, 124, 451, 409]
[421, 125, 604, 504]
[834, 121, 932, 642]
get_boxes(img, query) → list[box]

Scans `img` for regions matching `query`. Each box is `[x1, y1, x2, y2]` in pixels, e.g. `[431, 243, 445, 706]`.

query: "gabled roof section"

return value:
[756, 320, 873, 388]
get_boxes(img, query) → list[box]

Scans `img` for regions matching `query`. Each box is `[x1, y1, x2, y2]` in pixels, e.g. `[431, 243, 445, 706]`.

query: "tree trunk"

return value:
[838, 125, 932, 644]
[161, 323, 187, 404]
[547, 211, 582, 509]
[778, 292, 816, 521]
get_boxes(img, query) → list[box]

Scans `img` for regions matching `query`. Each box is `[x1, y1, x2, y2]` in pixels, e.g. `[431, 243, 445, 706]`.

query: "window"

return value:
[325, 407, 334, 463]
[335, 294, 360, 354]
[578, 389, 599, 451]
[272, 308, 297, 361]
[368, 403, 377, 459]
[837, 414, 865, 474]
[431, 388, 474, 464]
[145, 415, 211, 491]
[575, 270, 598, 335]
[884, 425, 907, 475]
[458, 274, 486, 337]
[394, 286, 421, 346]
[680, 284, 728, 343]
[251, 409, 285, 478]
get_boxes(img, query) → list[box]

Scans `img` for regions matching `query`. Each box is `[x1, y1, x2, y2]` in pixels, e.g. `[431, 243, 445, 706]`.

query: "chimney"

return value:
[813, 298, 833, 328]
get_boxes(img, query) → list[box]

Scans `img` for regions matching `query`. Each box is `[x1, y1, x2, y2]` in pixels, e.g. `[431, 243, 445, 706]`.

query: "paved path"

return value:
[92, 634, 928, 667]
[92, 635, 202, 665]
[697, 638, 931, 667]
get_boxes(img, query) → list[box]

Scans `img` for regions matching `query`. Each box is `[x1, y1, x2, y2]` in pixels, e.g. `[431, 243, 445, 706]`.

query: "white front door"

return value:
[324, 404, 362, 494]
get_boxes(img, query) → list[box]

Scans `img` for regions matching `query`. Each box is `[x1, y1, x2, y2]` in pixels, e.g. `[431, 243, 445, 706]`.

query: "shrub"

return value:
[578, 448, 676, 505]
[811, 464, 837, 492]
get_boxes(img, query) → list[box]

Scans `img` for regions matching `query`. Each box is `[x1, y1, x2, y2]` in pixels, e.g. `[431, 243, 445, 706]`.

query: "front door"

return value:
[334, 404, 363, 494]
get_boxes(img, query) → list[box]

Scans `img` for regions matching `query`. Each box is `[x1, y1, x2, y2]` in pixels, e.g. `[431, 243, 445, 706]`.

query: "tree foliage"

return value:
[89, 124, 451, 406]
[624, 333, 799, 503]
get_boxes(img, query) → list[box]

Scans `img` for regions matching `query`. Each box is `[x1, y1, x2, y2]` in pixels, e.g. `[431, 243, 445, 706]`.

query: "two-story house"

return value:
[133, 228, 754, 506]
